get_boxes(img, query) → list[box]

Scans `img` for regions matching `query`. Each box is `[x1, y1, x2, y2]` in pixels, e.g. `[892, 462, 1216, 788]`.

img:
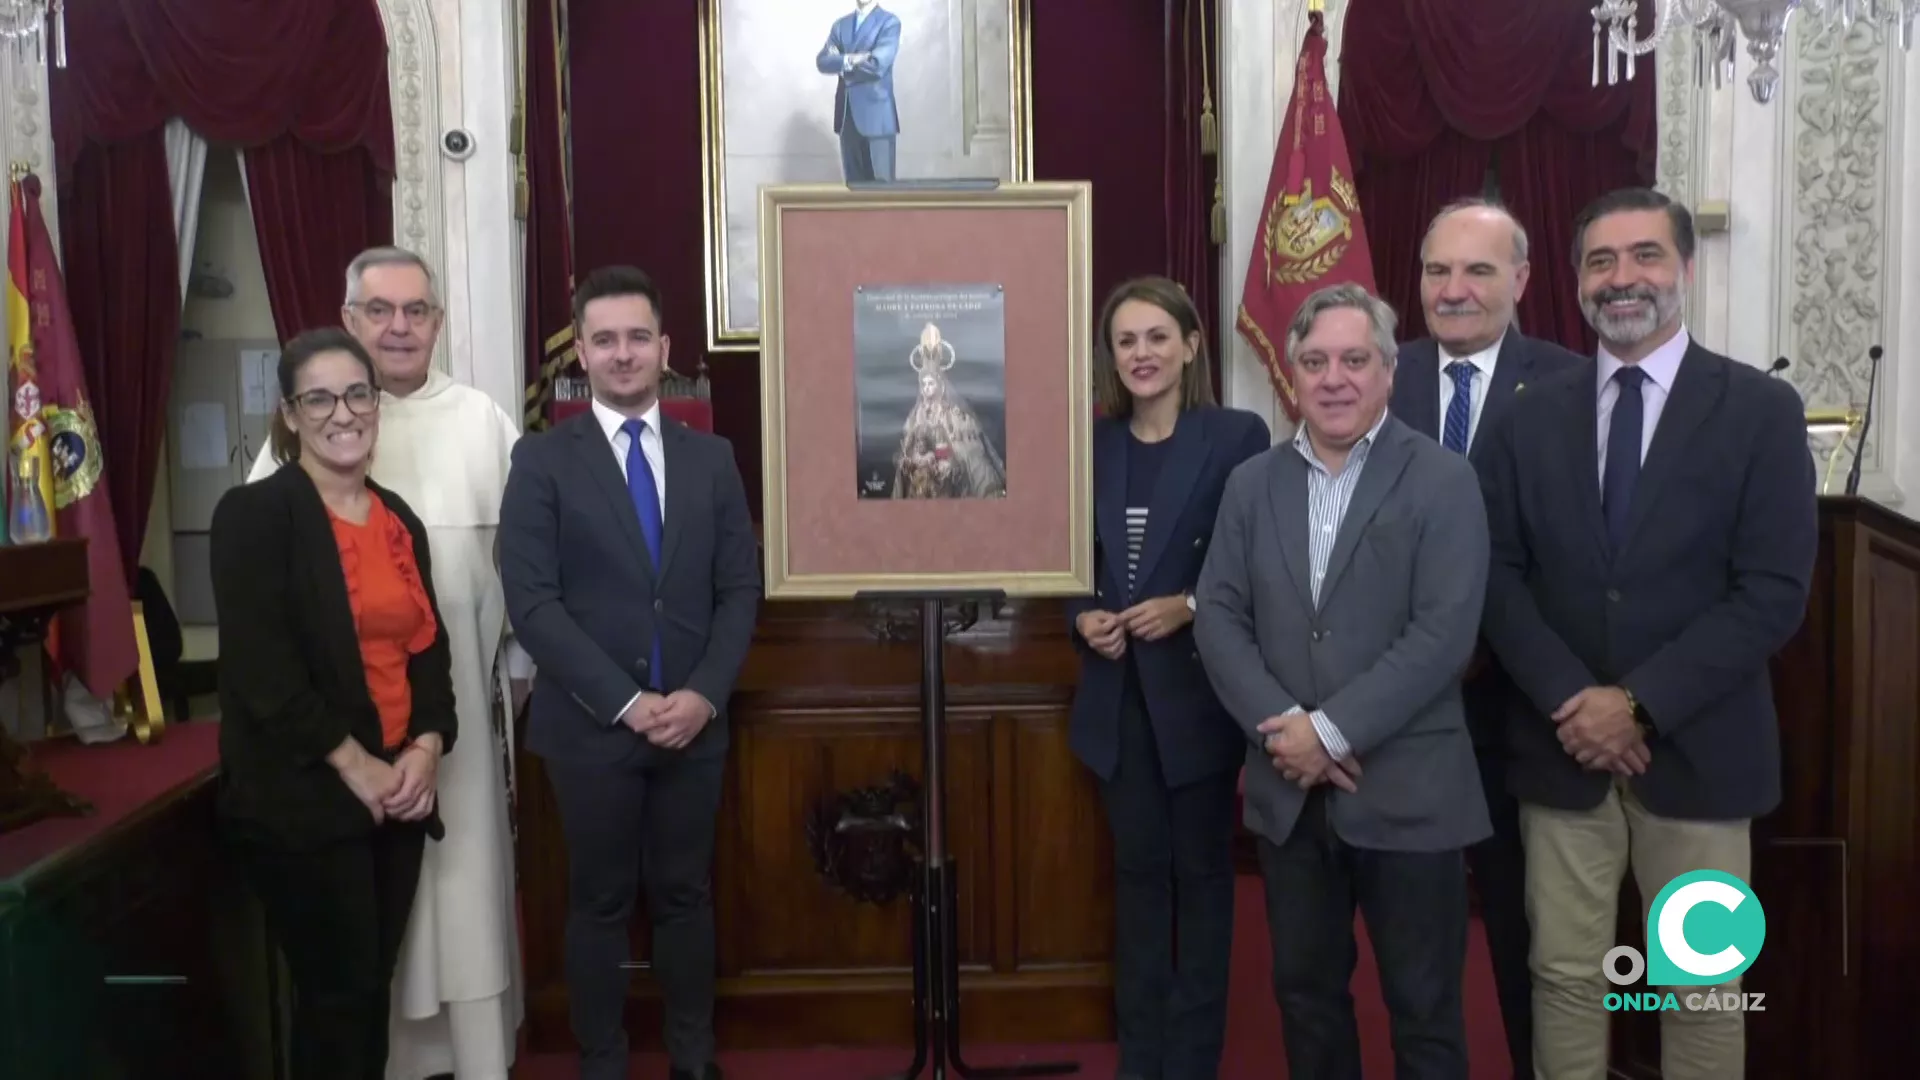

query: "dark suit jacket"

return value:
[499, 410, 761, 769]
[1195, 416, 1492, 851]
[1392, 328, 1583, 746]
[210, 466, 457, 851]
[1477, 340, 1818, 820]
[815, 7, 901, 137]
[1064, 406, 1270, 789]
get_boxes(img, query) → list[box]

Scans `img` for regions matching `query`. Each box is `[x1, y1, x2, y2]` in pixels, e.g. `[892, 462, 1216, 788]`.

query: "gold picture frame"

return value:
[698, 0, 1037, 352]
[758, 181, 1093, 600]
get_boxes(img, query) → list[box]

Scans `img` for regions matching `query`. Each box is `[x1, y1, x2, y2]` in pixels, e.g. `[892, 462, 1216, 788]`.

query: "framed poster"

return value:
[697, 0, 1035, 351]
[758, 181, 1093, 600]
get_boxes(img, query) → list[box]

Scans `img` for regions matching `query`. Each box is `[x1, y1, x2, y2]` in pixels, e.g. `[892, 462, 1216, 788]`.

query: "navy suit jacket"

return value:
[1476, 340, 1818, 820]
[499, 411, 762, 769]
[1391, 328, 1583, 746]
[816, 7, 901, 137]
[1064, 405, 1271, 789]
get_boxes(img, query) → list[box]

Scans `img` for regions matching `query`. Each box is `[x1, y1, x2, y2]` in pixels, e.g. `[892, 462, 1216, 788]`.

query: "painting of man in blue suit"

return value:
[816, 0, 901, 183]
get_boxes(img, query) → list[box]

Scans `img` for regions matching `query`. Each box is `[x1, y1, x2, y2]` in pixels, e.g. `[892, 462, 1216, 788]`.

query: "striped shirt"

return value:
[1124, 506, 1148, 592]
[1283, 409, 1391, 762]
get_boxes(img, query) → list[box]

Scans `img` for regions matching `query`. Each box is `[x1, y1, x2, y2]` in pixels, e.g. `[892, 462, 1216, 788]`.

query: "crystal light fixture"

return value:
[0, 0, 65, 68]
[1593, 0, 1918, 104]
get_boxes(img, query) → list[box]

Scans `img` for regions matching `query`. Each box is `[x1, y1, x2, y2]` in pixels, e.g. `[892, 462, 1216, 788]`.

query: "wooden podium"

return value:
[0, 540, 92, 836]
[1610, 496, 1920, 1076]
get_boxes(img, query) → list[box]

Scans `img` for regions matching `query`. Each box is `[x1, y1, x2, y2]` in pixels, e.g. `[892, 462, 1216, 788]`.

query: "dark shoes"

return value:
[670, 1066, 723, 1080]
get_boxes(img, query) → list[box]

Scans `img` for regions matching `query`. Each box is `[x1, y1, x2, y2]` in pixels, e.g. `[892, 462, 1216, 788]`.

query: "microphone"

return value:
[1844, 345, 1884, 497]
[1768, 356, 1790, 377]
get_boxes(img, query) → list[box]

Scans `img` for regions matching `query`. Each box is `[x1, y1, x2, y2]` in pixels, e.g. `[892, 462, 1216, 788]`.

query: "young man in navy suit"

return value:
[499, 266, 760, 1080]
[1389, 198, 1581, 1080]
[1477, 189, 1816, 1080]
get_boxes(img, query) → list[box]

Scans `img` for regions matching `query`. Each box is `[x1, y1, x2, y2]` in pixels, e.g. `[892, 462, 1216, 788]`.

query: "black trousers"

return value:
[1467, 741, 1534, 1080]
[231, 822, 426, 1080]
[1098, 677, 1238, 1080]
[546, 750, 726, 1080]
[1258, 788, 1471, 1080]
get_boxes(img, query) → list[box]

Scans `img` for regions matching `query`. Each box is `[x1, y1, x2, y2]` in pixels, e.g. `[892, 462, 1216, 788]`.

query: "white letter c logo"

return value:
[1657, 879, 1747, 978]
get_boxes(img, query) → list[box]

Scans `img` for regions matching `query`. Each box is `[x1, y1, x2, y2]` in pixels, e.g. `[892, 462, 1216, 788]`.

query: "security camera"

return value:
[441, 129, 476, 160]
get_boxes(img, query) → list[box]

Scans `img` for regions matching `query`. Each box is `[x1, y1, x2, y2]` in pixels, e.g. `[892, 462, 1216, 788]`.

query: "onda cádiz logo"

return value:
[1603, 870, 1768, 1014]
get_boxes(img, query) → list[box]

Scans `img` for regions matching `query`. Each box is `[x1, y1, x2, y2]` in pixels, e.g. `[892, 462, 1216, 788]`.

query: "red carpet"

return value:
[514, 874, 1512, 1078]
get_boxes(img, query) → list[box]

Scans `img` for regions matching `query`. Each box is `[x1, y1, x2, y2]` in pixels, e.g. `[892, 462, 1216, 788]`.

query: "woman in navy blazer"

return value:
[1067, 276, 1271, 1080]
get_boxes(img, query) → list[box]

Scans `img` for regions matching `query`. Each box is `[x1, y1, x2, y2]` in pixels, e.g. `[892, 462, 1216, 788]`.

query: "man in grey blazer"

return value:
[499, 266, 761, 1080]
[1195, 282, 1491, 1079]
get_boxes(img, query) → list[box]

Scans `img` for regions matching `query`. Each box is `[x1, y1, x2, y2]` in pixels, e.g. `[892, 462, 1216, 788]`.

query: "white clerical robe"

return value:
[248, 369, 525, 1079]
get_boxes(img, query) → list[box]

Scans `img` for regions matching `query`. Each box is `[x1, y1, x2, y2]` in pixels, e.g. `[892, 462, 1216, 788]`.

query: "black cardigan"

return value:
[209, 464, 458, 850]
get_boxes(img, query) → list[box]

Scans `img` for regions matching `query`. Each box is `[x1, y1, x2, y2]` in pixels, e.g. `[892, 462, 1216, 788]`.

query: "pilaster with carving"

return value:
[1655, 36, 1703, 322]
[377, 0, 449, 373]
[1784, 19, 1892, 486]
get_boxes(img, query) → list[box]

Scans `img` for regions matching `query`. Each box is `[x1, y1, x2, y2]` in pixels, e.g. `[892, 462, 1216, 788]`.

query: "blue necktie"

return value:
[1441, 360, 1475, 454]
[622, 418, 665, 688]
[1602, 367, 1647, 551]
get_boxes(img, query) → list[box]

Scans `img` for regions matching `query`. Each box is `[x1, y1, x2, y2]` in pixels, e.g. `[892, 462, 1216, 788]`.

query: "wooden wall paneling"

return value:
[516, 599, 1116, 1052]
[1607, 499, 1920, 1078]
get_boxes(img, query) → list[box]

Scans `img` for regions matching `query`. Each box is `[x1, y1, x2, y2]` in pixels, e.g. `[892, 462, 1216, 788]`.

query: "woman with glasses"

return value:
[210, 326, 458, 1080]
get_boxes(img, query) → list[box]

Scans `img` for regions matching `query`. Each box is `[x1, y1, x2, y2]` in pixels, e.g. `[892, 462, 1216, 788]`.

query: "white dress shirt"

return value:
[592, 396, 666, 520]
[1596, 326, 1690, 486]
[1437, 339, 1501, 451]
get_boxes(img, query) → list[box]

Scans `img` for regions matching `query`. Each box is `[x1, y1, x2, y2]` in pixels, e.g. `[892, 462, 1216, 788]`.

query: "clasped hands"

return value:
[1258, 711, 1361, 793]
[1074, 596, 1190, 660]
[622, 689, 714, 750]
[1554, 686, 1651, 775]
[334, 733, 441, 825]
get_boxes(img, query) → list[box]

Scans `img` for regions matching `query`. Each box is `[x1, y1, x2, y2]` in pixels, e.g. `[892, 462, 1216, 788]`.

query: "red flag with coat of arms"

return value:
[6, 174, 139, 701]
[1235, 8, 1377, 422]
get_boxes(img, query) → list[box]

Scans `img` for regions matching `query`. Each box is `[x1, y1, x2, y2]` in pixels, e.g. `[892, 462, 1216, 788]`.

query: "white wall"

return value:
[1219, 4, 1917, 503]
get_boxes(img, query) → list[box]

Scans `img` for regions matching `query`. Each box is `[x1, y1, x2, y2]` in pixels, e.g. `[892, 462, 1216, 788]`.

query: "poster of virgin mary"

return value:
[852, 283, 1008, 500]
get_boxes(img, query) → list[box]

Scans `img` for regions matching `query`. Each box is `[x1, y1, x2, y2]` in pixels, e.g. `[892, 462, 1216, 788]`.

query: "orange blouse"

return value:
[330, 492, 438, 750]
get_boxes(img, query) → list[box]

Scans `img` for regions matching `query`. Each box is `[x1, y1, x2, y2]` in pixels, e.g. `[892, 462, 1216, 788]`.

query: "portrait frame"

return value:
[758, 181, 1093, 600]
[697, 0, 1037, 352]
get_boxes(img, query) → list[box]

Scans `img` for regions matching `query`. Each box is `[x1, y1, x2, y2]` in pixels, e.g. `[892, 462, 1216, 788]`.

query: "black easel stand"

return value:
[855, 590, 1079, 1080]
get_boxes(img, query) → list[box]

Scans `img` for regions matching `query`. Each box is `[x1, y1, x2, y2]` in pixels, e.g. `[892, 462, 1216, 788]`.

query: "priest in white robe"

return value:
[248, 247, 527, 1080]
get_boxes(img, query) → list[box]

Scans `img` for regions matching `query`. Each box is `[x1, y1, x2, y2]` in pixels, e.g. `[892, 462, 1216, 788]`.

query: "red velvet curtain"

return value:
[47, 0, 395, 586]
[1338, 0, 1657, 353]
[571, 0, 1214, 520]
[1165, 0, 1222, 376]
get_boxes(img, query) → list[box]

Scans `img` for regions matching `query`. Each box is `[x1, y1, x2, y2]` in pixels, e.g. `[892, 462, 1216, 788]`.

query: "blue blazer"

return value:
[1065, 405, 1271, 789]
[1477, 342, 1817, 820]
[816, 8, 902, 138]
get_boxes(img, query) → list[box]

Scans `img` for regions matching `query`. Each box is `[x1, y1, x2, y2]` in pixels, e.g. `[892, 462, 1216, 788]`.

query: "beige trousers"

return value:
[1521, 781, 1751, 1080]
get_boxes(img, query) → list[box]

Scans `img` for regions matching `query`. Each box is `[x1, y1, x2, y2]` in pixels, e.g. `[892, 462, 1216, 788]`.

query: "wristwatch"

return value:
[1622, 687, 1654, 738]
[1184, 591, 1196, 613]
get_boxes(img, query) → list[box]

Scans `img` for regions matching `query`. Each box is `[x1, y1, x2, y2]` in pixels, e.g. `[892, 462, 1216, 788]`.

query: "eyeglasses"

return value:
[350, 300, 439, 325]
[290, 383, 380, 421]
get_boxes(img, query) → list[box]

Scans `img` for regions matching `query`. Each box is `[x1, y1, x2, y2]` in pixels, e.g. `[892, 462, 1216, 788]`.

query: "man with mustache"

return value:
[1388, 198, 1580, 1080]
[1474, 187, 1817, 1080]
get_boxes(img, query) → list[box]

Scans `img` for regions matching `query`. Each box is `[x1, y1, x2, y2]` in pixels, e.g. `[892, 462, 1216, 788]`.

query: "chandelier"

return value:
[1593, 0, 1918, 104]
[0, 0, 65, 68]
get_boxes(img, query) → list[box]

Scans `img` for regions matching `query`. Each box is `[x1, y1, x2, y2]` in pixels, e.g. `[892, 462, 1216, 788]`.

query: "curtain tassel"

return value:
[1197, 0, 1217, 157]
[1210, 175, 1226, 245]
[1200, 91, 1218, 156]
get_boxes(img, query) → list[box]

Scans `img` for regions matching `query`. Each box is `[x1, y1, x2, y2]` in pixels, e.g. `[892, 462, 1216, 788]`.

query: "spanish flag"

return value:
[6, 177, 53, 544]
[7, 174, 138, 700]
[1234, 6, 1377, 422]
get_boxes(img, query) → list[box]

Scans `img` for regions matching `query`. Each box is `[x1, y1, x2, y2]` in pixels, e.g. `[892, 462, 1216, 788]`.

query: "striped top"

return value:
[1123, 433, 1172, 596]
[1285, 409, 1391, 762]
